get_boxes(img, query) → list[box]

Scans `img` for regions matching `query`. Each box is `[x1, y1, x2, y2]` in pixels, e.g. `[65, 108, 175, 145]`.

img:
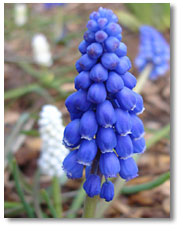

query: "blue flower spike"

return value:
[135, 25, 170, 80]
[62, 7, 146, 201]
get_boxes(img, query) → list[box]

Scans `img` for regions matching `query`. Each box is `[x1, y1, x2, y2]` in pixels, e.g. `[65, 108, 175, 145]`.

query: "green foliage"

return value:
[125, 3, 170, 31]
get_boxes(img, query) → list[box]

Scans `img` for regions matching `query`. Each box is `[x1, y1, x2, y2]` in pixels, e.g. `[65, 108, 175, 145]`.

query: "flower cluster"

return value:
[62, 7, 146, 202]
[44, 3, 65, 10]
[135, 25, 170, 80]
[38, 105, 69, 182]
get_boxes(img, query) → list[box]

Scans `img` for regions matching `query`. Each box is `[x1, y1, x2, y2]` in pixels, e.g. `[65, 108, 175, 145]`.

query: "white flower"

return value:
[32, 34, 53, 67]
[14, 4, 27, 26]
[38, 105, 69, 182]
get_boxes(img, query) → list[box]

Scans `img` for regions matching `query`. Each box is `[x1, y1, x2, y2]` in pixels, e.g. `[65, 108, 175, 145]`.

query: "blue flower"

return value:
[106, 71, 124, 93]
[65, 90, 91, 114]
[44, 3, 65, 9]
[99, 152, 120, 178]
[115, 108, 132, 135]
[115, 134, 133, 158]
[121, 72, 137, 89]
[63, 150, 84, 179]
[100, 180, 114, 202]
[115, 42, 127, 57]
[130, 113, 145, 139]
[78, 40, 89, 54]
[77, 54, 96, 71]
[116, 87, 137, 111]
[97, 127, 117, 153]
[79, 110, 98, 140]
[104, 36, 120, 52]
[83, 174, 101, 197]
[77, 139, 98, 166]
[119, 157, 138, 181]
[75, 71, 92, 90]
[63, 7, 146, 201]
[87, 83, 107, 104]
[63, 119, 81, 148]
[87, 43, 103, 59]
[135, 25, 170, 80]
[96, 100, 116, 128]
[115, 56, 132, 75]
[133, 92, 144, 115]
[90, 63, 108, 82]
[132, 137, 146, 154]
[101, 53, 119, 70]
[95, 30, 108, 43]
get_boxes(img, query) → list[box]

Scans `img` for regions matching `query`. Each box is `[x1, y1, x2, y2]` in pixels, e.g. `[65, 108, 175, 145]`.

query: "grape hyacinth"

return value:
[135, 25, 170, 80]
[62, 7, 146, 202]
[38, 105, 69, 182]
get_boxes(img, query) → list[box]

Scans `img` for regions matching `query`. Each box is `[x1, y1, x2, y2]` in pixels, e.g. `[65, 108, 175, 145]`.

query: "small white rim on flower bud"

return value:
[136, 107, 145, 115]
[119, 154, 133, 160]
[120, 130, 132, 136]
[77, 160, 91, 166]
[103, 124, 113, 128]
[134, 132, 145, 141]
[81, 135, 93, 140]
[130, 104, 136, 111]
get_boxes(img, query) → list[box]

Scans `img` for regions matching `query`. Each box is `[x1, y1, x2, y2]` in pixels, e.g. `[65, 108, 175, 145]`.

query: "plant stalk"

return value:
[82, 195, 99, 218]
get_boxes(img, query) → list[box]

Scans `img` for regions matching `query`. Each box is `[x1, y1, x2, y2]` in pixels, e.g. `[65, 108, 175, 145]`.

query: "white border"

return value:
[2, 0, 183, 230]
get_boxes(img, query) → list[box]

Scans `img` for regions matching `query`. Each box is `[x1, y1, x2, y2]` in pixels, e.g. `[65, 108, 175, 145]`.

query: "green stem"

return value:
[52, 176, 63, 218]
[82, 195, 99, 218]
[33, 169, 43, 218]
[122, 171, 170, 194]
[11, 159, 35, 218]
[67, 182, 86, 218]
[134, 64, 153, 93]
[41, 189, 57, 218]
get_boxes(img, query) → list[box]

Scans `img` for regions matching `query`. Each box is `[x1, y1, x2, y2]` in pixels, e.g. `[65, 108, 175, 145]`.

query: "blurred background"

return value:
[4, 3, 170, 218]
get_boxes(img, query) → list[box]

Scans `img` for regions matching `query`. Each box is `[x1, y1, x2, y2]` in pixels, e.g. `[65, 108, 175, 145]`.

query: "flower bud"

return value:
[105, 22, 122, 36]
[104, 36, 120, 52]
[87, 83, 107, 104]
[115, 108, 132, 135]
[63, 150, 84, 179]
[99, 152, 120, 178]
[115, 134, 133, 158]
[75, 71, 92, 90]
[83, 174, 101, 197]
[78, 40, 89, 54]
[116, 87, 137, 111]
[115, 42, 127, 57]
[97, 127, 117, 153]
[106, 71, 124, 93]
[101, 53, 119, 70]
[121, 72, 137, 89]
[63, 119, 81, 148]
[95, 30, 108, 43]
[90, 63, 108, 82]
[77, 54, 97, 71]
[119, 157, 138, 181]
[132, 137, 146, 154]
[79, 110, 98, 140]
[77, 139, 98, 166]
[100, 181, 114, 202]
[96, 100, 116, 128]
[115, 56, 132, 75]
[87, 43, 103, 59]
[130, 114, 145, 139]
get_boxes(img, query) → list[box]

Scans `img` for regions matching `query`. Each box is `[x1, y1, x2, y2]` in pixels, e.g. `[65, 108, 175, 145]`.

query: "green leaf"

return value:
[125, 3, 170, 31]
[20, 129, 39, 137]
[11, 159, 35, 218]
[121, 171, 170, 194]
